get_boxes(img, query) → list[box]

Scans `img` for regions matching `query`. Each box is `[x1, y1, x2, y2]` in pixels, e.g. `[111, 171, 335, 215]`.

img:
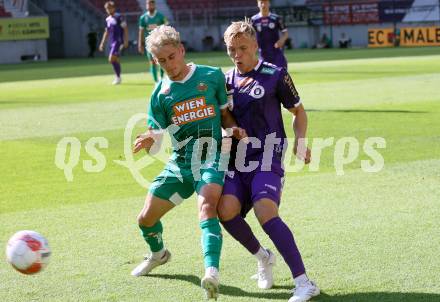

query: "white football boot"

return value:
[251, 249, 276, 289]
[130, 249, 171, 277]
[288, 280, 320, 302]
[112, 77, 121, 85]
[201, 267, 220, 300]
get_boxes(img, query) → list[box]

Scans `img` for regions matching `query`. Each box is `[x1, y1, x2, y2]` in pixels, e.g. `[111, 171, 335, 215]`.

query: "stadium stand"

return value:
[88, 0, 141, 14]
[167, 0, 255, 10]
[167, 0, 258, 25]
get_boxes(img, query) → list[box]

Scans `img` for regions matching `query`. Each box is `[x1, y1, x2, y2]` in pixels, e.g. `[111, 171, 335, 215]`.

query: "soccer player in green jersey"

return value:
[131, 25, 247, 300]
[138, 0, 168, 83]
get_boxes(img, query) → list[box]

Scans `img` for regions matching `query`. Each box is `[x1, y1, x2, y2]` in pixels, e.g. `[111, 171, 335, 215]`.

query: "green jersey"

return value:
[147, 64, 228, 166]
[138, 10, 168, 37]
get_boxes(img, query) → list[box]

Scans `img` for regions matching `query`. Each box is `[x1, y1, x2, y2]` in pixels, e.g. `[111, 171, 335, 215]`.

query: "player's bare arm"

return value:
[99, 29, 108, 52]
[123, 23, 129, 49]
[275, 30, 289, 49]
[289, 104, 311, 164]
[220, 108, 247, 140]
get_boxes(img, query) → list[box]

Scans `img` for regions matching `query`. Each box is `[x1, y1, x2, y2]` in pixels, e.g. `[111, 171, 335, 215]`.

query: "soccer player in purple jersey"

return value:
[218, 21, 319, 302]
[251, 0, 289, 69]
[99, 1, 129, 85]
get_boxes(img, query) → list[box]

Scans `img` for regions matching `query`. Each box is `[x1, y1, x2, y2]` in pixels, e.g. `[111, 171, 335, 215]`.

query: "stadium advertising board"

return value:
[323, 1, 380, 25]
[0, 17, 49, 41]
[368, 26, 440, 47]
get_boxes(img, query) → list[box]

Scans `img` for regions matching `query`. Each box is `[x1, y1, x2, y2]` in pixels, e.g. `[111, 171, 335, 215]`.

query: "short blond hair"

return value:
[223, 20, 256, 45]
[146, 25, 181, 54]
[104, 1, 115, 9]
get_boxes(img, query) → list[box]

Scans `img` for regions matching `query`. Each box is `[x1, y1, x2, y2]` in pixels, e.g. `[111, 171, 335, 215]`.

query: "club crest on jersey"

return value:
[171, 97, 216, 126]
[256, 24, 262, 32]
[269, 22, 275, 29]
[249, 84, 265, 99]
[197, 82, 208, 92]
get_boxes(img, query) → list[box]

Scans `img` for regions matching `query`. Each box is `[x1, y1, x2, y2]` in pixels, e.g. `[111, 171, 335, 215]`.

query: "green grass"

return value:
[1, 47, 440, 301]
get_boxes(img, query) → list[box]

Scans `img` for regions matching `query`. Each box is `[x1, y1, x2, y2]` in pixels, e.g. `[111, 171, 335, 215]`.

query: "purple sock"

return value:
[221, 214, 261, 255]
[263, 217, 306, 278]
[111, 61, 121, 77]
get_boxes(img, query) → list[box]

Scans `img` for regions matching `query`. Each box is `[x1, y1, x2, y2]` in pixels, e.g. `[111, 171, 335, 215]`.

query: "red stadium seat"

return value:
[0, 5, 12, 17]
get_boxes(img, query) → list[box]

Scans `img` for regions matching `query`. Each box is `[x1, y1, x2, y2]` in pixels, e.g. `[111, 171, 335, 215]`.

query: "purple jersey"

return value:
[251, 13, 288, 69]
[225, 61, 301, 176]
[106, 13, 125, 44]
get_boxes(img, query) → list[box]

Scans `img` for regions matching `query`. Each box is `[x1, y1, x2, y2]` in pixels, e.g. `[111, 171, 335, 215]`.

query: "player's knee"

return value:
[199, 200, 217, 219]
[137, 212, 156, 227]
[254, 198, 279, 225]
[217, 201, 239, 221]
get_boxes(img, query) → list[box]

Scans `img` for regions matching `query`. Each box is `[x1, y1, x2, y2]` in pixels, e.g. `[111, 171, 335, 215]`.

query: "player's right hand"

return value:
[99, 44, 104, 52]
[138, 45, 144, 54]
[230, 126, 247, 141]
[133, 133, 155, 153]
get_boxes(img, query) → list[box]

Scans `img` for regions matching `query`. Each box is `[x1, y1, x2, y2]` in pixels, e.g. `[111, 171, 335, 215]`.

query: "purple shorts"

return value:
[109, 41, 122, 57]
[223, 170, 284, 218]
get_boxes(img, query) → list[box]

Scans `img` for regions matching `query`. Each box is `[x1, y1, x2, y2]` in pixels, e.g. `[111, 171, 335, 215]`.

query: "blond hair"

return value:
[146, 25, 181, 54]
[223, 20, 256, 45]
[104, 1, 115, 9]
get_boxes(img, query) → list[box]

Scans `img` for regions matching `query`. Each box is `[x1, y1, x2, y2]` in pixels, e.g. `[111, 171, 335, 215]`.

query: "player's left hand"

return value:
[274, 40, 285, 49]
[294, 140, 311, 164]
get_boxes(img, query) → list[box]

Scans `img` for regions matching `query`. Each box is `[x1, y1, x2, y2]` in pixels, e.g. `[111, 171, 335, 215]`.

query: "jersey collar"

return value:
[147, 10, 157, 18]
[235, 60, 262, 76]
[171, 63, 196, 84]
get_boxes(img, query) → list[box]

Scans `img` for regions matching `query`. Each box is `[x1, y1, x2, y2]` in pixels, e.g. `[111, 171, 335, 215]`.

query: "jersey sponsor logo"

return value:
[261, 67, 276, 75]
[148, 24, 158, 30]
[197, 82, 208, 92]
[171, 97, 216, 126]
[226, 170, 235, 178]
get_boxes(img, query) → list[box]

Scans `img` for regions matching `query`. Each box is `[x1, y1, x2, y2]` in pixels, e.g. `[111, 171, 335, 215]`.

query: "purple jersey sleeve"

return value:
[277, 15, 287, 32]
[276, 69, 301, 109]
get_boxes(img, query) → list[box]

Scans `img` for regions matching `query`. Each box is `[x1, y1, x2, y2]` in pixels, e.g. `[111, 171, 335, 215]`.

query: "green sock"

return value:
[200, 218, 222, 269]
[139, 221, 164, 252]
[150, 63, 158, 82]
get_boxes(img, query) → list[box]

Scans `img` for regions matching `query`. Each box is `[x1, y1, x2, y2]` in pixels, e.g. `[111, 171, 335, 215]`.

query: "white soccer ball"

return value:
[6, 230, 51, 275]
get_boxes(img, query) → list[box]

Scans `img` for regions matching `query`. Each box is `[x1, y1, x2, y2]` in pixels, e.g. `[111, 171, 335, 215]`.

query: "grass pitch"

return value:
[1, 47, 439, 302]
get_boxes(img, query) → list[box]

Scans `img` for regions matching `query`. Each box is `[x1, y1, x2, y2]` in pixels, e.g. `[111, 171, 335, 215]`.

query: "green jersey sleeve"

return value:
[138, 14, 145, 29]
[147, 87, 168, 130]
[215, 68, 228, 110]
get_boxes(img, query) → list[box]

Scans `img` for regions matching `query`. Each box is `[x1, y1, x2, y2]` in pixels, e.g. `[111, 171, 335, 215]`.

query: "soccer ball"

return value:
[6, 230, 51, 275]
